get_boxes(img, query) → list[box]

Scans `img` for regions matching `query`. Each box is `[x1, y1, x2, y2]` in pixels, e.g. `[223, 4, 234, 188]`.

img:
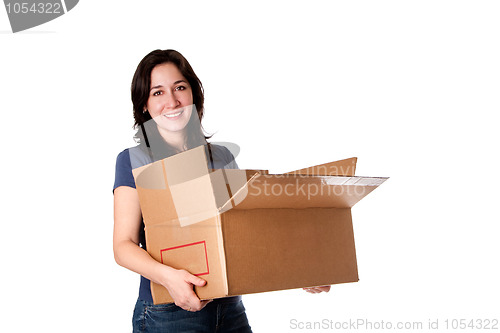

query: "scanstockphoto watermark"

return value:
[290, 318, 425, 331]
[248, 174, 375, 201]
[289, 318, 500, 331]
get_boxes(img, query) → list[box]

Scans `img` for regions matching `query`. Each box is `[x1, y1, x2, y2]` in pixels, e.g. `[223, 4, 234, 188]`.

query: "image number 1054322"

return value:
[3, 0, 79, 33]
[6, 2, 62, 14]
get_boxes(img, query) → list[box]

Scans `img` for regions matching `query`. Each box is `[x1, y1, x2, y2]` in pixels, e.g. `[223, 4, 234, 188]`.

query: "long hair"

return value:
[131, 49, 211, 160]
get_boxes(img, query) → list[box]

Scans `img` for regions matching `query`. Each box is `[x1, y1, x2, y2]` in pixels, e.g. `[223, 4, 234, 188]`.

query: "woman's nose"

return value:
[164, 91, 180, 108]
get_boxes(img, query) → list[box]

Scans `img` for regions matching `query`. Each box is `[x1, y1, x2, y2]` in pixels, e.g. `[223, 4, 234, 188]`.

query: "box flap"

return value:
[132, 160, 167, 190]
[218, 170, 262, 213]
[132, 145, 267, 227]
[131, 146, 218, 227]
[285, 157, 357, 176]
[164, 147, 267, 225]
[231, 174, 387, 209]
[132, 159, 179, 226]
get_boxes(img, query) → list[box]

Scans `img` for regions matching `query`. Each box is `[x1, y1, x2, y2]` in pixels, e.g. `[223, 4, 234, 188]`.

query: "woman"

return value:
[113, 49, 329, 332]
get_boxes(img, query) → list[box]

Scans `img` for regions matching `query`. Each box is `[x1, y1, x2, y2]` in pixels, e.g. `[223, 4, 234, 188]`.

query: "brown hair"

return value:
[131, 49, 210, 159]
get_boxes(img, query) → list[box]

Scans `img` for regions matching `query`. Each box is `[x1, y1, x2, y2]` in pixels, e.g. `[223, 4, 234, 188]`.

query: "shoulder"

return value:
[128, 145, 154, 169]
[115, 145, 154, 168]
[113, 145, 153, 183]
[113, 148, 136, 192]
[115, 148, 131, 169]
[209, 143, 239, 169]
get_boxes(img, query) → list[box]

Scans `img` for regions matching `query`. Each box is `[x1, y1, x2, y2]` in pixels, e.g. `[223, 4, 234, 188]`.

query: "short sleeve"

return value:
[113, 149, 136, 193]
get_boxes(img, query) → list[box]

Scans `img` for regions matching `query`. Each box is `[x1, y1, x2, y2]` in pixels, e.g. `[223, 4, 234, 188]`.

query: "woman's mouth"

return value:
[163, 109, 184, 119]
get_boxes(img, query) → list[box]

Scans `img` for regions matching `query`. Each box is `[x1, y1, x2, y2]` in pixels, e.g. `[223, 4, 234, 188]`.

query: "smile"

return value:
[163, 109, 184, 118]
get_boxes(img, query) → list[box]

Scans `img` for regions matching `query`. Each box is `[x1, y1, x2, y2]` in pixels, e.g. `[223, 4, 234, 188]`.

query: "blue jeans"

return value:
[132, 298, 252, 333]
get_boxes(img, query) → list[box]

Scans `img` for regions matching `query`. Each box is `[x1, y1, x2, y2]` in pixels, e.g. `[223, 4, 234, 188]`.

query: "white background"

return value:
[1, 1, 499, 332]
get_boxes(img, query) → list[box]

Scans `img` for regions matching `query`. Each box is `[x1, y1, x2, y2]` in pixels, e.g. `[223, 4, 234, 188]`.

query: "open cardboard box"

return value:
[132, 145, 387, 304]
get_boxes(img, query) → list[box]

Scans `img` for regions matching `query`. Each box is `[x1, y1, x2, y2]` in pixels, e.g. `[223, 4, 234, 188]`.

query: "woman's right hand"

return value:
[160, 266, 212, 312]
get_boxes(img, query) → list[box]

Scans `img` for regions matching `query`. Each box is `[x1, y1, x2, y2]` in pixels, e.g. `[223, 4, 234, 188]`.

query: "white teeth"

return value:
[164, 110, 183, 118]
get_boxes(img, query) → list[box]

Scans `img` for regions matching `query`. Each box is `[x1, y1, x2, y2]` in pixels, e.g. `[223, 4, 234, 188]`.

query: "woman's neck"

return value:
[157, 127, 187, 152]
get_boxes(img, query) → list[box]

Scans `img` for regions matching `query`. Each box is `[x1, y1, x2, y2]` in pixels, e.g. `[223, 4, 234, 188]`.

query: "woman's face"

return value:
[145, 62, 194, 133]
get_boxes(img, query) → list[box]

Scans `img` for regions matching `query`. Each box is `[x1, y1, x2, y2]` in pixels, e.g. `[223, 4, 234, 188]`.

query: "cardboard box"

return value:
[132, 145, 387, 304]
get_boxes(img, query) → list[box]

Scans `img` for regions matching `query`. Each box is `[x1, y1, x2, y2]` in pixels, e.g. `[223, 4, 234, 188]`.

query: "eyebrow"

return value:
[150, 80, 187, 91]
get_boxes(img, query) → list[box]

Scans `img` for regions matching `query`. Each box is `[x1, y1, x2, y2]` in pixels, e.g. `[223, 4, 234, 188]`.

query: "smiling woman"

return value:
[113, 49, 331, 332]
[146, 63, 194, 137]
[113, 49, 252, 332]
[130, 50, 210, 161]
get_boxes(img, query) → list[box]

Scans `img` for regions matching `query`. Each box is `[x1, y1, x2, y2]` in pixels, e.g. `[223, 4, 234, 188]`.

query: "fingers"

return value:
[303, 285, 331, 294]
[316, 285, 331, 292]
[303, 287, 321, 294]
[173, 270, 209, 312]
[200, 299, 213, 309]
[180, 299, 213, 312]
[176, 293, 203, 312]
[187, 274, 207, 287]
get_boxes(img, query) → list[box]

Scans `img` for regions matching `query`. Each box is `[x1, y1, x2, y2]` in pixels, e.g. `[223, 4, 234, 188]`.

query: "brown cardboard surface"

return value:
[145, 215, 228, 303]
[131, 146, 387, 304]
[222, 208, 358, 296]
[132, 161, 178, 226]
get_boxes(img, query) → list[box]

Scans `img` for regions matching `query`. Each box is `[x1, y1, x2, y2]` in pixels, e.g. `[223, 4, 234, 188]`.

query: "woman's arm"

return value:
[113, 185, 211, 311]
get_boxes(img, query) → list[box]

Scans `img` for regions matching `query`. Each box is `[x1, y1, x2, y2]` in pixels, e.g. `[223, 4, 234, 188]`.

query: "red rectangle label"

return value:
[160, 240, 209, 276]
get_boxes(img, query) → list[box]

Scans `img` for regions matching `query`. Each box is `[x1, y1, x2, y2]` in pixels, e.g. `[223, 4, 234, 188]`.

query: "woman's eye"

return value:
[175, 85, 186, 91]
[152, 91, 162, 96]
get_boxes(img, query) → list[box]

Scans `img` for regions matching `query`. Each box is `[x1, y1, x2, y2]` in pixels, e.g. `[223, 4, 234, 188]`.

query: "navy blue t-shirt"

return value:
[113, 144, 241, 304]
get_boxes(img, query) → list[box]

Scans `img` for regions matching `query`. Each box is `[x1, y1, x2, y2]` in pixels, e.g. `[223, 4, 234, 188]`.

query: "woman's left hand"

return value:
[303, 285, 331, 294]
